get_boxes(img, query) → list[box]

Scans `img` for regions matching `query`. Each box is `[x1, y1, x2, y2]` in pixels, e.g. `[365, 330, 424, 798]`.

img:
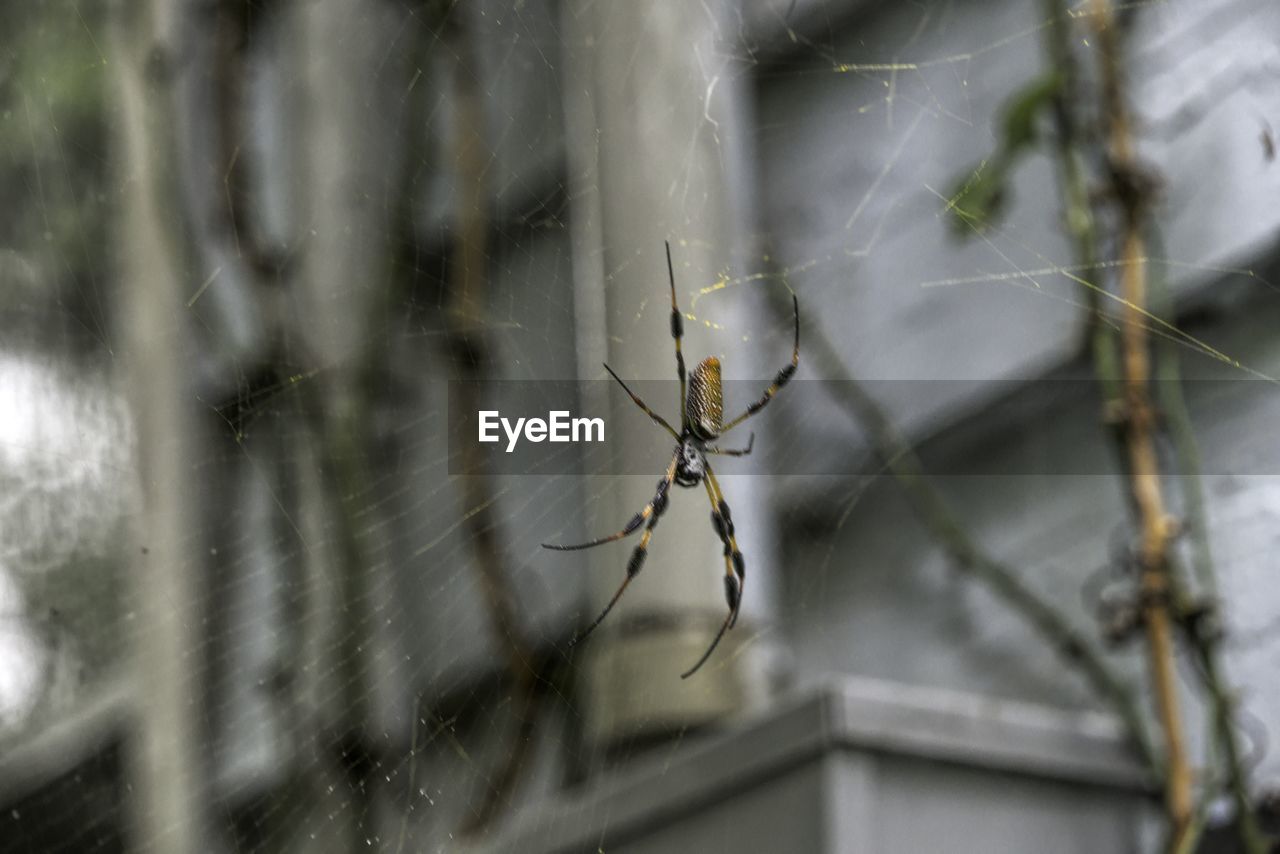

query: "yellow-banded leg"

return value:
[706, 433, 754, 458]
[719, 295, 799, 435]
[704, 465, 746, 629]
[542, 451, 678, 552]
[681, 463, 745, 679]
[666, 241, 688, 429]
[546, 453, 679, 647]
[603, 363, 679, 439]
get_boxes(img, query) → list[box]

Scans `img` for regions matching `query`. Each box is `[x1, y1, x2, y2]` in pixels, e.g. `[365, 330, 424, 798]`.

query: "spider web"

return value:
[3, 0, 1280, 851]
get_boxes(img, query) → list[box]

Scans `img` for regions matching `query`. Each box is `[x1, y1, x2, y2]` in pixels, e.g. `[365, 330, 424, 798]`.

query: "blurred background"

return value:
[2, 0, 1280, 851]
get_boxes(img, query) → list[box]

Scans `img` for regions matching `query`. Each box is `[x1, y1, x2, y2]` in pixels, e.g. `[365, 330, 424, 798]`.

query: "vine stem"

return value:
[1046, 3, 1265, 850]
[1149, 227, 1270, 854]
[1089, 1, 1192, 846]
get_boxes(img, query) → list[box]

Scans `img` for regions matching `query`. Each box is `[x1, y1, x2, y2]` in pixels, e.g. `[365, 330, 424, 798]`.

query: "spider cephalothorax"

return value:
[675, 437, 707, 488]
[544, 241, 799, 678]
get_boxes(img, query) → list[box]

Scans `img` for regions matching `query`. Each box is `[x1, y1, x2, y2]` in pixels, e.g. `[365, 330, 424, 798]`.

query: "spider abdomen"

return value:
[686, 356, 724, 440]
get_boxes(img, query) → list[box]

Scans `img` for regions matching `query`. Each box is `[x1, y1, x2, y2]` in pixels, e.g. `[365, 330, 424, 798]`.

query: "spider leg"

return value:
[603, 363, 679, 440]
[542, 451, 678, 551]
[719, 294, 799, 435]
[566, 454, 680, 647]
[705, 432, 754, 457]
[666, 241, 688, 429]
[703, 466, 745, 630]
[681, 463, 745, 679]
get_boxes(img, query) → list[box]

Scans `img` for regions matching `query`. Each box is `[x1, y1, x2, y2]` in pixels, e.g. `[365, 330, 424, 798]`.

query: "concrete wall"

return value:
[485, 678, 1153, 854]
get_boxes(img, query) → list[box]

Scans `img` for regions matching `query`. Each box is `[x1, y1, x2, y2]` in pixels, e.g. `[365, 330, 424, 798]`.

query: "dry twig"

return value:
[1088, 0, 1192, 845]
[1046, 3, 1267, 849]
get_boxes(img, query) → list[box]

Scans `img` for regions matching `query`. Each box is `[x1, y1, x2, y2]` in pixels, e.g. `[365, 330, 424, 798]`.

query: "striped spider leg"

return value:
[544, 451, 679, 647]
[542, 242, 799, 678]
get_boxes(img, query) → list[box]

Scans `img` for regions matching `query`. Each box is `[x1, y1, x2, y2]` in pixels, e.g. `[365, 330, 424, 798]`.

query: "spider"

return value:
[544, 242, 799, 678]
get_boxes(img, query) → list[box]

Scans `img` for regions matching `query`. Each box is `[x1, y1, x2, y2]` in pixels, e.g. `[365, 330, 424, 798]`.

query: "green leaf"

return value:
[1001, 72, 1062, 151]
[945, 72, 1062, 238]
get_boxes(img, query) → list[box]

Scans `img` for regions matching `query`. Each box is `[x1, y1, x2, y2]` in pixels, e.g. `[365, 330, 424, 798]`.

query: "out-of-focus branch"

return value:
[1186, 620, 1269, 853]
[1041, 0, 1122, 406]
[763, 283, 1158, 772]
[1149, 224, 1270, 853]
[212, 0, 289, 278]
[1144, 228, 1213, 599]
[290, 358, 384, 844]
[939, 10, 1156, 771]
[441, 16, 543, 836]
[288, 8, 422, 841]
[947, 1, 1266, 846]
[1088, 2, 1192, 847]
[114, 1, 204, 850]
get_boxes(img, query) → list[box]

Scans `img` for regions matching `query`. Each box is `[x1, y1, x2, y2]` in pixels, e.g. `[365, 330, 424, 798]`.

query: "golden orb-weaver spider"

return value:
[544, 242, 800, 678]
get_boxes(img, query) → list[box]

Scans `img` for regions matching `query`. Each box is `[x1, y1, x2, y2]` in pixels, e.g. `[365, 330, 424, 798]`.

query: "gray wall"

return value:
[756, 0, 1280, 791]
